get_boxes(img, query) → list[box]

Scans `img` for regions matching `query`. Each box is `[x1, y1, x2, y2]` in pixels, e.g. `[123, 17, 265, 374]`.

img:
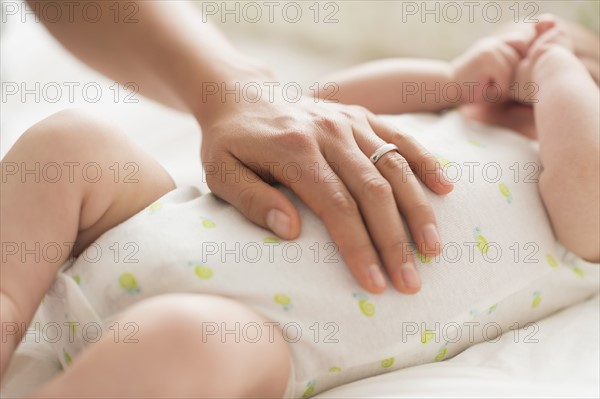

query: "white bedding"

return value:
[1, 13, 599, 399]
[2, 294, 598, 398]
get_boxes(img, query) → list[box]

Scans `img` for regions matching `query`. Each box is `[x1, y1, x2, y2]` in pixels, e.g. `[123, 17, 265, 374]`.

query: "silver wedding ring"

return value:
[369, 143, 399, 164]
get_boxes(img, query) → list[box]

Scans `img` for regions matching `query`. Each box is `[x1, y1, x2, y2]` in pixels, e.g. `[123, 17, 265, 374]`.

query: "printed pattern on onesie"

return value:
[40, 111, 600, 398]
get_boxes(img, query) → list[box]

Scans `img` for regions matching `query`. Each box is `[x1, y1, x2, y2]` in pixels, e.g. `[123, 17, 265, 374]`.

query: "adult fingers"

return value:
[334, 126, 422, 294]
[367, 114, 453, 195]
[364, 115, 447, 262]
[283, 149, 388, 294]
[204, 152, 301, 240]
[323, 132, 421, 294]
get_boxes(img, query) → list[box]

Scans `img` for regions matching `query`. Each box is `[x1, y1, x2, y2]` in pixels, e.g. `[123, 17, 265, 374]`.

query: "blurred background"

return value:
[199, 0, 599, 84]
[1, 0, 599, 188]
[1, 4, 599, 396]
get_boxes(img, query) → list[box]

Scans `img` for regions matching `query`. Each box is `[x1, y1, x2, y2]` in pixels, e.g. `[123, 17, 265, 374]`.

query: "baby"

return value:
[1, 16, 598, 398]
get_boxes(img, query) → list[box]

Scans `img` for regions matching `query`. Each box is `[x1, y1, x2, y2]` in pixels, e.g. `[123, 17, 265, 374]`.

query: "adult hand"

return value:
[28, 0, 452, 294]
[200, 94, 453, 294]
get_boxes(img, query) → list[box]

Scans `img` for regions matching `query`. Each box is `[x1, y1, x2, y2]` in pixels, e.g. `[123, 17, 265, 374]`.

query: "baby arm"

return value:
[531, 46, 600, 262]
[317, 59, 456, 114]
[316, 33, 531, 114]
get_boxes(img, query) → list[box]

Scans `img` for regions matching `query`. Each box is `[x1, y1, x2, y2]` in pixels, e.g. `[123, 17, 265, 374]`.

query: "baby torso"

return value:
[41, 110, 599, 398]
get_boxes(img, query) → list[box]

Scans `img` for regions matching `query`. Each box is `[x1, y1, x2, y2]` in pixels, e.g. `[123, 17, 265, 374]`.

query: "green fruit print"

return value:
[66, 320, 77, 336]
[468, 139, 484, 148]
[436, 155, 451, 168]
[72, 275, 81, 285]
[147, 202, 163, 214]
[358, 299, 375, 317]
[573, 267, 585, 279]
[274, 293, 292, 311]
[328, 366, 341, 373]
[498, 183, 512, 203]
[531, 291, 541, 309]
[353, 292, 375, 317]
[263, 236, 280, 243]
[194, 265, 213, 280]
[201, 218, 216, 228]
[380, 357, 395, 368]
[63, 349, 72, 366]
[473, 228, 489, 254]
[421, 329, 436, 344]
[476, 235, 489, 254]
[301, 380, 316, 399]
[471, 304, 497, 317]
[274, 293, 290, 306]
[435, 346, 447, 361]
[118, 272, 140, 294]
[410, 242, 432, 264]
[415, 249, 432, 264]
[546, 254, 559, 269]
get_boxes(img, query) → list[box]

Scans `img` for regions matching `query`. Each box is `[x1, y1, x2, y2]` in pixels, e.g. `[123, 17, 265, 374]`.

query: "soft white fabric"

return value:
[36, 111, 599, 398]
[2, 11, 599, 398]
[317, 292, 600, 399]
[5, 294, 599, 398]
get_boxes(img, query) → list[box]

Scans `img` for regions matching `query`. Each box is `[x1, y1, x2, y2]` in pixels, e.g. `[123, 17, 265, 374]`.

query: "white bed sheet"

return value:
[1, 15, 599, 399]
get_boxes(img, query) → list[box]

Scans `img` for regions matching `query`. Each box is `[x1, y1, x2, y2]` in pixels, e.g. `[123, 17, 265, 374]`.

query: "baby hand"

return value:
[451, 32, 533, 104]
[513, 15, 574, 102]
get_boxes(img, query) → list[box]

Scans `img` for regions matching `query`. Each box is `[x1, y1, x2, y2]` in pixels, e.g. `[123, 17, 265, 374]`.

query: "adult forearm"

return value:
[29, 0, 272, 124]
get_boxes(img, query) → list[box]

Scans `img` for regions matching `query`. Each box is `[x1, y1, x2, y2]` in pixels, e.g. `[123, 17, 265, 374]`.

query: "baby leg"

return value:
[30, 294, 292, 398]
[1, 109, 175, 375]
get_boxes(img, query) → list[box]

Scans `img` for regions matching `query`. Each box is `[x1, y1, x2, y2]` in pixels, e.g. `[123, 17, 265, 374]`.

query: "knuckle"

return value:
[326, 190, 359, 217]
[202, 152, 228, 188]
[411, 150, 434, 174]
[316, 115, 339, 130]
[204, 172, 220, 191]
[315, 116, 345, 138]
[341, 105, 367, 119]
[418, 148, 434, 161]
[409, 201, 435, 219]
[390, 131, 411, 146]
[379, 153, 409, 174]
[339, 109, 354, 120]
[362, 175, 392, 199]
[384, 238, 411, 256]
[350, 104, 369, 115]
[279, 130, 313, 150]
[343, 241, 374, 262]
[236, 184, 260, 219]
[207, 132, 228, 149]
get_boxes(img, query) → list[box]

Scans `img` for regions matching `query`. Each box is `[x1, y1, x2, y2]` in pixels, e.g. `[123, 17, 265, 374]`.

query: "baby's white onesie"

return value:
[40, 111, 599, 398]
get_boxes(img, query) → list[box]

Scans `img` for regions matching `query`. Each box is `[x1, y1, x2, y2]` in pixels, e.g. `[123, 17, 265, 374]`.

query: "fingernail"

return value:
[422, 223, 441, 252]
[368, 264, 387, 290]
[438, 169, 452, 187]
[266, 209, 291, 239]
[401, 262, 420, 289]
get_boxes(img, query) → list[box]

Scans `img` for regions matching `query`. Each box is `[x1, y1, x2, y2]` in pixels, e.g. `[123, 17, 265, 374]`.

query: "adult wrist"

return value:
[190, 57, 277, 128]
